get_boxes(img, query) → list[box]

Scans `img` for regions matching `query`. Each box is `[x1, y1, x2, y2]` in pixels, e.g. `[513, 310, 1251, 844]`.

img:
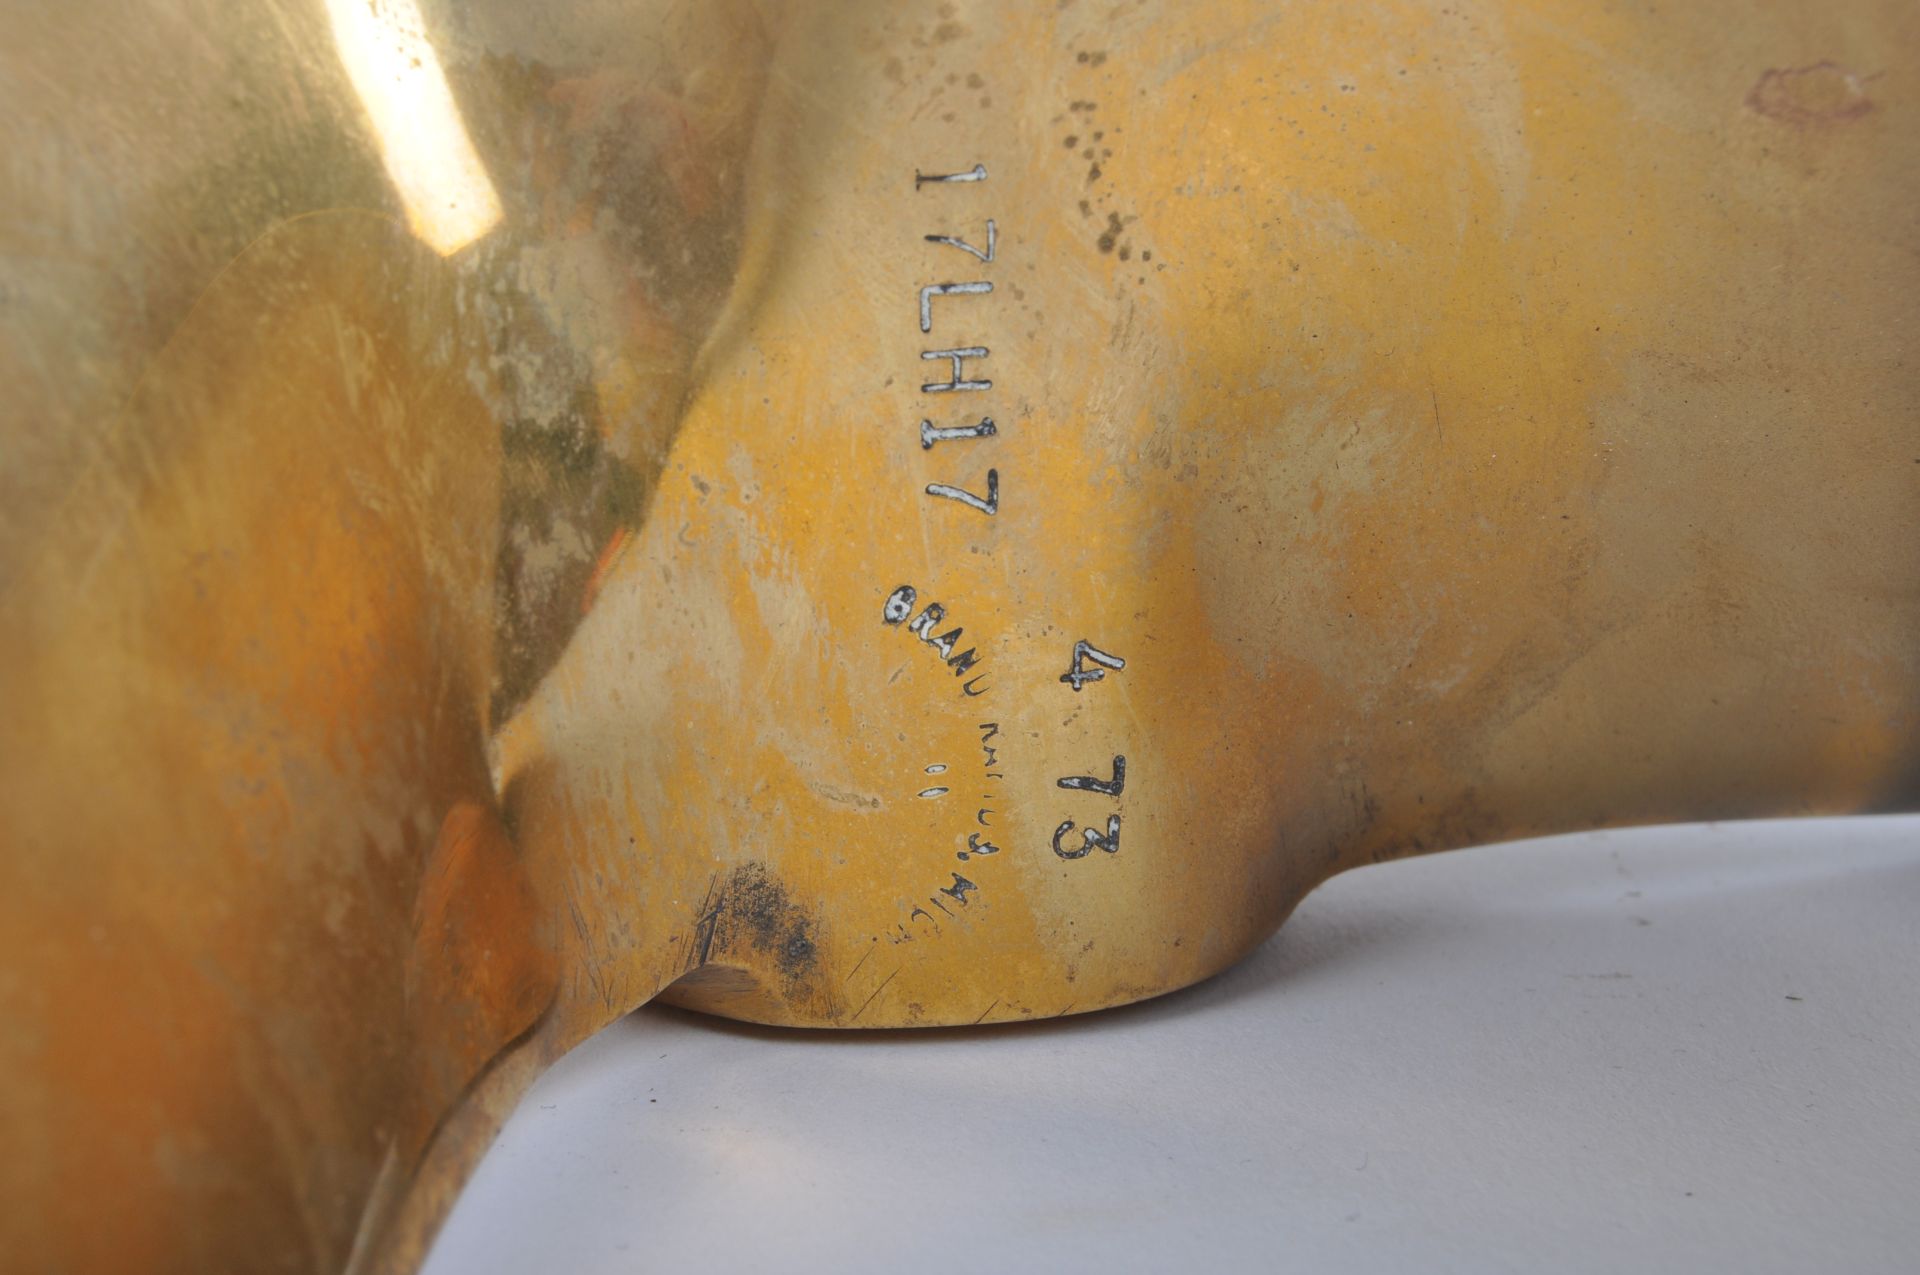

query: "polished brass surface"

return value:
[2, 1, 1915, 1270]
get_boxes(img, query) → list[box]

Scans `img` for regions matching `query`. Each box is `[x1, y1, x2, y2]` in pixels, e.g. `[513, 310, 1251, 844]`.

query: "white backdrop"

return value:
[426, 816, 1920, 1274]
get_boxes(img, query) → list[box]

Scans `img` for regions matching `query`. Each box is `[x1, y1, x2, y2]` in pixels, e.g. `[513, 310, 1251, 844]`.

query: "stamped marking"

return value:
[921, 416, 997, 449]
[921, 346, 992, 394]
[914, 163, 988, 187]
[925, 469, 999, 516]
[1061, 639, 1127, 691]
[1057, 754, 1126, 797]
[920, 281, 994, 332]
[1052, 815, 1122, 860]
[956, 831, 1000, 863]
[882, 584, 989, 695]
[926, 219, 997, 262]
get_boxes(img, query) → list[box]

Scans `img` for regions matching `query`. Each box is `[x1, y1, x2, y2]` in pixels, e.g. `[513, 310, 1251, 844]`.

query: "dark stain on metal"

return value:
[700, 862, 821, 983]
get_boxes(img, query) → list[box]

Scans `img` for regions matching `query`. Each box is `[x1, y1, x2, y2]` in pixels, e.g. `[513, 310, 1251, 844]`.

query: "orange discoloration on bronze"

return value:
[406, 802, 557, 1138]
[0, 213, 503, 1271]
[2, 1, 1916, 1271]
[580, 525, 637, 614]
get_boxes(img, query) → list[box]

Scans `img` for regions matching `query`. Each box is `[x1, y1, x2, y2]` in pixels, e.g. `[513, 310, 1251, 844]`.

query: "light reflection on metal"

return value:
[325, 0, 501, 255]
